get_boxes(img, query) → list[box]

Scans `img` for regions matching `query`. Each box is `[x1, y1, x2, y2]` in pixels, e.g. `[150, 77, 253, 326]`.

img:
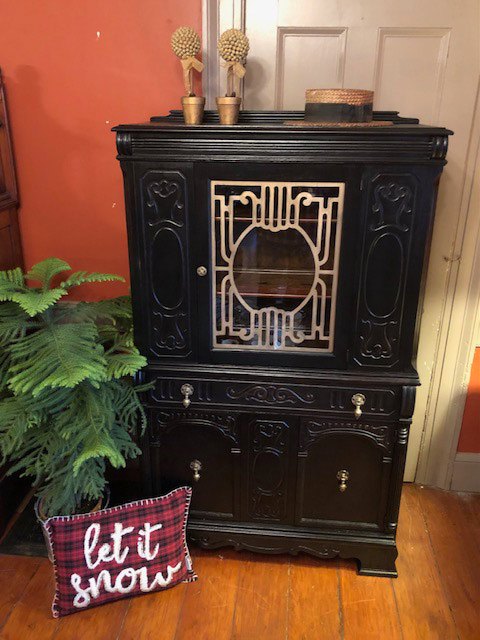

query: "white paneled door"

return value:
[205, 0, 480, 483]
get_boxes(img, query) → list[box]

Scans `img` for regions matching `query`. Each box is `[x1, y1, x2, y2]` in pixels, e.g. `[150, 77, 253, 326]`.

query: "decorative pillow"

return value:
[44, 487, 197, 617]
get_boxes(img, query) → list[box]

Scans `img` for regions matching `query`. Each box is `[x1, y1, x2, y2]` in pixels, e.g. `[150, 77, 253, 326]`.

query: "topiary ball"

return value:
[171, 26, 201, 60]
[218, 28, 250, 63]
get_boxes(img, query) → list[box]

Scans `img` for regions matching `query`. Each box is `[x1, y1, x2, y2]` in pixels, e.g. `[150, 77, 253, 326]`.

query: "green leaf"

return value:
[60, 272, 125, 290]
[0, 302, 30, 345]
[0, 395, 42, 460]
[3, 288, 67, 317]
[8, 322, 107, 396]
[0, 267, 24, 287]
[91, 296, 132, 319]
[26, 258, 71, 289]
[73, 430, 125, 476]
[104, 349, 147, 379]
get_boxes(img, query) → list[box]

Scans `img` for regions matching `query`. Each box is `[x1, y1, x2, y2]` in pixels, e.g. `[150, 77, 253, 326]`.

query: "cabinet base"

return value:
[187, 522, 398, 578]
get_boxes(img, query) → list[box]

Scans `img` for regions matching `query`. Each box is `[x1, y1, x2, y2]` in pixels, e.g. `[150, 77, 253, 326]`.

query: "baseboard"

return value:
[450, 453, 480, 492]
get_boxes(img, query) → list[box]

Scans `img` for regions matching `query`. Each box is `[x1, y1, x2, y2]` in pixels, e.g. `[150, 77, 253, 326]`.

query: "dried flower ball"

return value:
[171, 26, 201, 59]
[218, 28, 250, 63]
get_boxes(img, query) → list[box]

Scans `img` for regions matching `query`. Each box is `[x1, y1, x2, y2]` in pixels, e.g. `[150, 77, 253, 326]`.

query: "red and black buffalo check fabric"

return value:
[45, 487, 197, 617]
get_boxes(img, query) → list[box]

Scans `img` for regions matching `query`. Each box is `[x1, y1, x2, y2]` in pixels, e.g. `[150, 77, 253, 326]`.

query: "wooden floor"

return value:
[0, 484, 479, 640]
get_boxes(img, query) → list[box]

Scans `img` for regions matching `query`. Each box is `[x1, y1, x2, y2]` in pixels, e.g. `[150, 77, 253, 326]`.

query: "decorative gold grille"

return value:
[211, 180, 344, 352]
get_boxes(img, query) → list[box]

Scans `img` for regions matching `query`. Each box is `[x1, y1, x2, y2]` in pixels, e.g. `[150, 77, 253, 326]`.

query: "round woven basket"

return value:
[296, 87, 379, 125]
[306, 88, 374, 106]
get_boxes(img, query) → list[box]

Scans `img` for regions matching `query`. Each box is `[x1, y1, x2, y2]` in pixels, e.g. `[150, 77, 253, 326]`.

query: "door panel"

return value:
[242, 415, 298, 524]
[194, 162, 362, 369]
[132, 163, 196, 361]
[149, 410, 240, 520]
[296, 422, 393, 530]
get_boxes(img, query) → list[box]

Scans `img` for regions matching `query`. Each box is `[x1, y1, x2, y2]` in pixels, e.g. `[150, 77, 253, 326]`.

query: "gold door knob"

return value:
[181, 383, 194, 408]
[336, 469, 350, 492]
[190, 459, 202, 482]
[196, 266, 207, 277]
[351, 393, 366, 420]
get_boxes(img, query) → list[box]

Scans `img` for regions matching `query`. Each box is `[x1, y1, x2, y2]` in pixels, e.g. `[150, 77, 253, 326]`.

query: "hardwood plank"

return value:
[339, 560, 402, 640]
[176, 549, 241, 640]
[457, 490, 480, 552]
[393, 485, 457, 639]
[119, 583, 186, 640]
[54, 598, 130, 640]
[419, 485, 480, 640]
[232, 553, 290, 639]
[0, 555, 41, 629]
[0, 559, 59, 640]
[288, 556, 341, 640]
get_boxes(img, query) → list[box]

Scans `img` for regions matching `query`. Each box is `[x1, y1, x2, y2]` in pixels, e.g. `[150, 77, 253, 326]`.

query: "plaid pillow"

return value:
[44, 487, 197, 617]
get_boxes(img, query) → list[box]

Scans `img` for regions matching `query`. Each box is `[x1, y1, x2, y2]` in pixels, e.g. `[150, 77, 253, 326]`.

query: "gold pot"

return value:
[216, 96, 241, 125]
[181, 95, 205, 125]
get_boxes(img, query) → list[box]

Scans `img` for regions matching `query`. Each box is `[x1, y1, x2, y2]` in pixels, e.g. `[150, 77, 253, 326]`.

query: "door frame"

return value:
[202, 0, 480, 488]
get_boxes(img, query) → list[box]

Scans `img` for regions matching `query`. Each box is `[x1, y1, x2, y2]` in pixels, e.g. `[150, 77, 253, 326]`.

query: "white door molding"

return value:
[416, 80, 480, 487]
[203, 0, 246, 108]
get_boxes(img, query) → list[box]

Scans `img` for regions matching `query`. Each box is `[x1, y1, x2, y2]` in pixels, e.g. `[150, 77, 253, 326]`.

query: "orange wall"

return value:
[457, 347, 480, 453]
[0, 0, 202, 299]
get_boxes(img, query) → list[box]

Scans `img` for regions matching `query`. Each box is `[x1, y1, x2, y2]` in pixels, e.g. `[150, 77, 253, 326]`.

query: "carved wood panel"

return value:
[353, 173, 418, 367]
[141, 169, 192, 357]
[246, 419, 292, 522]
[299, 419, 395, 456]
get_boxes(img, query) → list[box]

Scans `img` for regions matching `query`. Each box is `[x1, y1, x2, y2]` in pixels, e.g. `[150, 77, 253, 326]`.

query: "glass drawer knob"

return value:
[197, 266, 207, 277]
[181, 383, 194, 408]
[351, 393, 366, 420]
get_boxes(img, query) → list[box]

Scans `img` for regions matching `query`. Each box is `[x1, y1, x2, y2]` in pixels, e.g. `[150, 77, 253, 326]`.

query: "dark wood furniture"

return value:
[114, 110, 451, 577]
[0, 69, 22, 271]
[0, 68, 26, 539]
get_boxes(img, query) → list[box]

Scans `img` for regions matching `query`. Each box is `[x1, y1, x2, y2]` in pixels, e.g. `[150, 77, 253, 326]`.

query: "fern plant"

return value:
[0, 258, 149, 517]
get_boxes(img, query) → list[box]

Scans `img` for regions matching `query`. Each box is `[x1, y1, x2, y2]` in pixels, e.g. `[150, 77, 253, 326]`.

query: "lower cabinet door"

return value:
[296, 422, 393, 530]
[149, 410, 240, 521]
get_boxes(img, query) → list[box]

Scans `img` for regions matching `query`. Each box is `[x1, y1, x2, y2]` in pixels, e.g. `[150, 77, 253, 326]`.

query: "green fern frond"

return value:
[8, 322, 107, 396]
[0, 349, 11, 391]
[0, 395, 42, 461]
[4, 288, 67, 317]
[0, 302, 30, 345]
[73, 430, 126, 476]
[26, 258, 71, 289]
[60, 271, 125, 290]
[0, 267, 24, 287]
[105, 349, 147, 379]
[90, 296, 133, 321]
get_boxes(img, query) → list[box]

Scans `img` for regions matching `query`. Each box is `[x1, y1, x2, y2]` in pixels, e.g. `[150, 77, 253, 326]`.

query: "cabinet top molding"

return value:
[113, 110, 452, 164]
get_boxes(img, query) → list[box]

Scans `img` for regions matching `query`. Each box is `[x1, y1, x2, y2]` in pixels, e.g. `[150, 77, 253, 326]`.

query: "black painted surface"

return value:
[115, 111, 451, 577]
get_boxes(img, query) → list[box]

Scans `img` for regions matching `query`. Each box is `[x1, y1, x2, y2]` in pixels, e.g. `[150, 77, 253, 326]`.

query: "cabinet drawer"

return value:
[295, 419, 394, 531]
[148, 374, 400, 419]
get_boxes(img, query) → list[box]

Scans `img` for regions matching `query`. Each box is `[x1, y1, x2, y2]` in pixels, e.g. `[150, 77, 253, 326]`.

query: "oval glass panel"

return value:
[152, 228, 183, 309]
[232, 227, 315, 312]
[365, 233, 403, 318]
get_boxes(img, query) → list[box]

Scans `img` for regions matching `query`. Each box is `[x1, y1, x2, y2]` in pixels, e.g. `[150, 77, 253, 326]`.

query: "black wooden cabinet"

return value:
[115, 110, 451, 576]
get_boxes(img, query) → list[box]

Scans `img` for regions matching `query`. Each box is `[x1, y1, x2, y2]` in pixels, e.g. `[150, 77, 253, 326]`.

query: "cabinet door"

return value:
[149, 410, 240, 521]
[194, 162, 361, 369]
[296, 420, 393, 530]
[125, 162, 197, 361]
